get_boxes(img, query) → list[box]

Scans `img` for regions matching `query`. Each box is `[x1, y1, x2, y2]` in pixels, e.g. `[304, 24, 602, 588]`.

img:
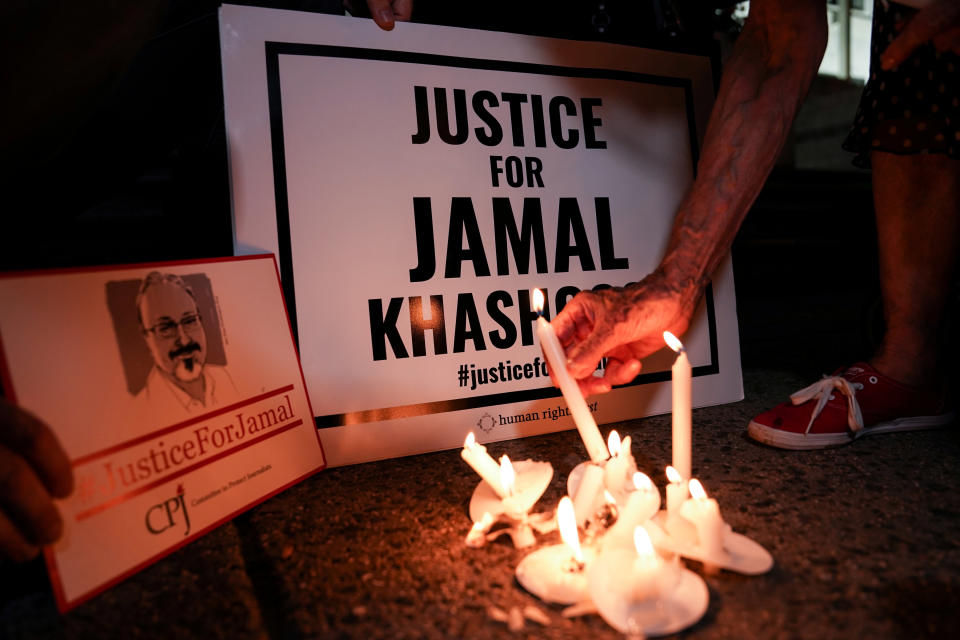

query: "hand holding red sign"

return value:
[0, 255, 323, 609]
[0, 399, 74, 562]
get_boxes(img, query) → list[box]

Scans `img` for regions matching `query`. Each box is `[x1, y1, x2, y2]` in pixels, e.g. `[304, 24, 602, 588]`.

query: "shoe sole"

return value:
[747, 412, 956, 451]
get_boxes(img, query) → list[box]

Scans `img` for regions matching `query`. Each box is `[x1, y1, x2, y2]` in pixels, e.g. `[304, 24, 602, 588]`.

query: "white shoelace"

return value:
[790, 376, 865, 434]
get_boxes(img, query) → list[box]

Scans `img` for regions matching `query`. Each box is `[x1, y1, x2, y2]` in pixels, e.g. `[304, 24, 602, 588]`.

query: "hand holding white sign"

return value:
[0, 399, 74, 562]
[344, 0, 413, 31]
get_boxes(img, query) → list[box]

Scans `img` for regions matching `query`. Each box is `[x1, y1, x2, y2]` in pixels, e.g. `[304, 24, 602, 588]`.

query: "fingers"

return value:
[549, 295, 606, 378]
[882, 0, 960, 70]
[364, 0, 412, 30]
[551, 300, 588, 346]
[543, 345, 602, 394]
[552, 288, 660, 380]
[0, 399, 71, 564]
[578, 376, 611, 397]
[391, 0, 413, 22]
[603, 358, 642, 387]
[0, 401, 73, 498]
[932, 24, 960, 54]
[575, 358, 642, 395]
[0, 509, 39, 563]
[363, 0, 394, 30]
[0, 444, 64, 549]
[564, 330, 614, 379]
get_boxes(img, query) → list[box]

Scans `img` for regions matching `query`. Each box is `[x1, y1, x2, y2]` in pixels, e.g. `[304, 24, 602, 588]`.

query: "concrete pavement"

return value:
[3, 366, 959, 639]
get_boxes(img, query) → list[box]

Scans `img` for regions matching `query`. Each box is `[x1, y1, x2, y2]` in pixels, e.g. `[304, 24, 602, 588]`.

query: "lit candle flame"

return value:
[665, 465, 682, 484]
[532, 288, 545, 314]
[499, 454, 515, 496]
[607, 430, 621, 457]
[557, 497, 583, 564]
[689, 478, 708, 501]
[663, 331, 685, 353]
[464, 432, 476, 448]
[633, 525, 656, 558]
[633, 472, 653, 492]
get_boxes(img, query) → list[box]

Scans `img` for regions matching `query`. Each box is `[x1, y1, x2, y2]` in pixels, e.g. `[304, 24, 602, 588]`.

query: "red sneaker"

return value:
[747, 363, 954, 450]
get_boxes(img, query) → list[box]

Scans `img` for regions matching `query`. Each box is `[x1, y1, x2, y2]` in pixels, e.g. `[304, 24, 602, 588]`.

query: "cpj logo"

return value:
[145, 483, 191, 537]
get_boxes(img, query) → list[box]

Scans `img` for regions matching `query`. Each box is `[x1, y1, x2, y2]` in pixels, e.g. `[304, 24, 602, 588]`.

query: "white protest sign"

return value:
[0, 256, 323, 610]
[220, 6, 742, 466]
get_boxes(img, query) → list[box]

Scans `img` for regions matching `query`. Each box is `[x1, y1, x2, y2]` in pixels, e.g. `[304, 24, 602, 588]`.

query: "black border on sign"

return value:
[263, 42, 718, 429]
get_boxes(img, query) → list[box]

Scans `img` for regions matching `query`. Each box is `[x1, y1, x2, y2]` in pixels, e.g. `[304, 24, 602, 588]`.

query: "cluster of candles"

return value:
[459, 289, 771, 636]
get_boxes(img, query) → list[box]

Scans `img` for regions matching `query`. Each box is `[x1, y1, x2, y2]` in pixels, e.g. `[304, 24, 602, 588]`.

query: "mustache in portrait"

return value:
[169, 342, 202, 360]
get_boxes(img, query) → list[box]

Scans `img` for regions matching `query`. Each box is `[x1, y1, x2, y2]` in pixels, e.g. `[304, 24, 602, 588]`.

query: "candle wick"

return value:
[563, 557, 585, 573]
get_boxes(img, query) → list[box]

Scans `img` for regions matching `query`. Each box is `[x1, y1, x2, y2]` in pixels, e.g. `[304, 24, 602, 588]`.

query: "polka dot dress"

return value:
[843, 0, 960, 168]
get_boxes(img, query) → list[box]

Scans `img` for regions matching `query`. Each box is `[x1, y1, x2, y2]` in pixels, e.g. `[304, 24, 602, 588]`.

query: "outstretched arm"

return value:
[553, 0, 828, 395]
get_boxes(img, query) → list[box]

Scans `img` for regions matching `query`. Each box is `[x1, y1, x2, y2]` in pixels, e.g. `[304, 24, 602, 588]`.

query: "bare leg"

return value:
[869, 151, 960, 388]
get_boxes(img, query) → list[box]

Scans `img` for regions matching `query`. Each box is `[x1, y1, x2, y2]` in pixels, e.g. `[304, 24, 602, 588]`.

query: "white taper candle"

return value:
[664, 331, 692, 481]
[534, 289, 608, 463]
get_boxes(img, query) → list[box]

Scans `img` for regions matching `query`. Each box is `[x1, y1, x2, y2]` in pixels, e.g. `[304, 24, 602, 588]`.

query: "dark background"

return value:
[2, 2, 959, 637]
[1, 0, 924, 377]
[0, 0, 722, 273]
